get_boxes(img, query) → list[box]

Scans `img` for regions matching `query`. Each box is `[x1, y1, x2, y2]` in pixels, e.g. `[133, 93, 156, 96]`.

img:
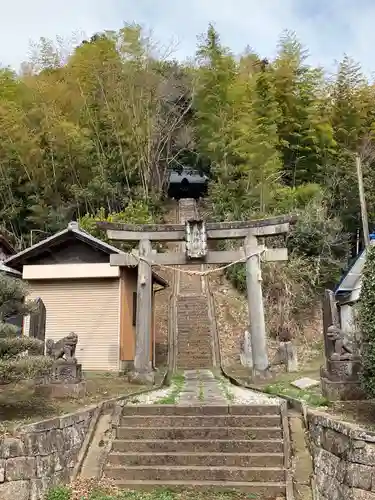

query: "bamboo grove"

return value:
[1, 24, 375, 335]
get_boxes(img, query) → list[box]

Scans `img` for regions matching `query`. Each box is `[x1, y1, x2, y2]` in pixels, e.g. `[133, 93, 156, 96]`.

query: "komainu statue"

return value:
[327, 325, 353, 360]
[46, 332, 78, 362]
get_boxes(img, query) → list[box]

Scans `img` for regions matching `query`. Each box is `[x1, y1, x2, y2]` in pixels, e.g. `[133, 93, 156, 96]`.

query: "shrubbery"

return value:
[359, 245, 375, 397]
[0, 273, 52, 385]
[224, 196, 349, 339]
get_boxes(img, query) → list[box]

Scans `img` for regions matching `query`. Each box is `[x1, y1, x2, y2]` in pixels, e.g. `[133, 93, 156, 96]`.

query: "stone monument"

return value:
[320, 290, 364, 401]
[240, 330, 253, 369]
[271, 341, 298, 373]
[38, 332, 85, 398]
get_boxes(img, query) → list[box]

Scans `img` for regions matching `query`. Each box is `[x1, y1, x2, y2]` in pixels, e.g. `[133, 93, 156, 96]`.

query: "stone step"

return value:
[112, 439, 284, 453]
[177, 349, 211, 352]
[121, 405, 281, 416]
[105, 465, 286, 482]
[176, 340, 211, 344]
[110, 480, 285, 498]
[119, 415, 281, 428]
[176, 330, 210, 334]
[177, 332, 211, 336]
[177, 366, 213, 370]
[107, 451, 285, 467]
[116, 427, 282, 440]
[176, 360, 212, 365]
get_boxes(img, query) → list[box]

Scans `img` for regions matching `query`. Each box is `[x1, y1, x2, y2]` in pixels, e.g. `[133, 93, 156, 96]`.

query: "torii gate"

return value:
[98, 215, 294, 383]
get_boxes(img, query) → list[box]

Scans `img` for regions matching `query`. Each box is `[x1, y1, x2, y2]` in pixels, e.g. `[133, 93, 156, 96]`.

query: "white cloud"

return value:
[1, 0, 375, 78]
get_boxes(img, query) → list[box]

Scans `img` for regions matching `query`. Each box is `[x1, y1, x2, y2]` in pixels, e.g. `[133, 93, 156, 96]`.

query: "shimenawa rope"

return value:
[130, 247, 266, 276]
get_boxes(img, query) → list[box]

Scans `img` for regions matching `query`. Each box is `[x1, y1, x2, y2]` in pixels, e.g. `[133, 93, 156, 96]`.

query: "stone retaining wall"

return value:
[0, 406, 96, 500]
[308, 409, 375, 500]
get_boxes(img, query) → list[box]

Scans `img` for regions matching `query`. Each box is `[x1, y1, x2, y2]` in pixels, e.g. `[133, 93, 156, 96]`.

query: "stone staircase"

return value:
[176, 294, 213, 369]
[104, 403, 287, 498]
[175, 198, 214, 369]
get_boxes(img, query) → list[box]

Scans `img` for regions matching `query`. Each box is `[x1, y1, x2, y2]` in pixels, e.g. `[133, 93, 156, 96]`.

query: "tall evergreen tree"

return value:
[273, 31, 335, 186]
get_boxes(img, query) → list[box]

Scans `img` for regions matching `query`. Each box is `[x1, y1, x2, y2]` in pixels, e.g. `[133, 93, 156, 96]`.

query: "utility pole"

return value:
[356, 153, 370, 248]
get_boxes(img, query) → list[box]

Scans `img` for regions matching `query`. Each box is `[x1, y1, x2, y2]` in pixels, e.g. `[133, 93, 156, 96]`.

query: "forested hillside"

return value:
[0, 23, 374, 335]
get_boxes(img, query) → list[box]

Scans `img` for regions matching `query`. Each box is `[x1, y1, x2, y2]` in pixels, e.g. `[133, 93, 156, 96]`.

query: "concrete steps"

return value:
[105, 404, 287, 498]
[121, 403, 280, 415]
[119, 415, 281, 427]
[106, 465, 285, 482]
[116, 427, 282, 440]
[108, 451, 284, 467]
[109, 480, 286, 496]
[112, 439, 284, 454]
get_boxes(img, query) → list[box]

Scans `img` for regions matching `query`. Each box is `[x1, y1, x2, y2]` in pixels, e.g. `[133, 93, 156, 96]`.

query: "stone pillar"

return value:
[131, 239, 154, 385]
[245, 234, 269, 377]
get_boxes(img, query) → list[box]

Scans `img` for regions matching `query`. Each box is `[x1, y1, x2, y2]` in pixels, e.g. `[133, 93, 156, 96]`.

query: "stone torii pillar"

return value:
[130, 239, 154, 385]
[245, 234, 269, 377]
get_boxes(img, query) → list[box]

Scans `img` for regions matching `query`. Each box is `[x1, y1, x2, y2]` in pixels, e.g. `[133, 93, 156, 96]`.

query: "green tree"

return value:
[273, 31, 336, 186]
[359, 245, 375, 397]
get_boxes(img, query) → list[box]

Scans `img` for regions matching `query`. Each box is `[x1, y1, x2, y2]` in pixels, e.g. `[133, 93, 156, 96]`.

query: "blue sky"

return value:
[2, 0, 375, 78]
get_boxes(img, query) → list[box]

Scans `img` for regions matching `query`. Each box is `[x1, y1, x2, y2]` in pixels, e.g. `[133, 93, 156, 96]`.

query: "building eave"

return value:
[3, 222, 169, 287]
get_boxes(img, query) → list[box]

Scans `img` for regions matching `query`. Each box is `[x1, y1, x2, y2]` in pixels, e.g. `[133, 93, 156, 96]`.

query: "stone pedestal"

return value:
[35, 380, 87, 399]
[52, 360, 82, 383]
[35, 359, 86, 399]
[320, 376, 365, 401]
[320, 358, 365, 401]
[324, 358, 362, 381]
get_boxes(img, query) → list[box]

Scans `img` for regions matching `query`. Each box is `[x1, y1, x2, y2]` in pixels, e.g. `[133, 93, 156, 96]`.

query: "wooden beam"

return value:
[110, 248, 288, 267]
[105, 222, 291, 242]
[207, 222, 290, 239]
[98, 221, 183, 232]
[206, 215, 296, 231]
[107, 230, 185, 241]
[99, 215, 296, 241]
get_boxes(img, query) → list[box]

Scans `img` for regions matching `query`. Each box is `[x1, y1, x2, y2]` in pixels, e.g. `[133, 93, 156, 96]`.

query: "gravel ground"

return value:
[229, 384, 281, 405]
[125, 372, 280, 407]
[126, 386, 173, 405]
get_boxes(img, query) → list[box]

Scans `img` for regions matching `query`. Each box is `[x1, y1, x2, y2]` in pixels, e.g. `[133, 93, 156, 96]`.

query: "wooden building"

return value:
[4, 222, 167, 371]
[334, 235, 375, 340]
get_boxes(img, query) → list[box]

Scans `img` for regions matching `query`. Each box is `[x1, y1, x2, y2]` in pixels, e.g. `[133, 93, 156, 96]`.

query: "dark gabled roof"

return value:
[335, 234, 375, 295]
[0, 262, 22, 277]
[4, 222, 168, 287]
[335, 249, 365, 295]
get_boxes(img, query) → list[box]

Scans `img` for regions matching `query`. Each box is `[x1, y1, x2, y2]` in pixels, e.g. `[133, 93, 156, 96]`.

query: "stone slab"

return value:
[0, 480, 30, 500]
[291, 377, 320, 390]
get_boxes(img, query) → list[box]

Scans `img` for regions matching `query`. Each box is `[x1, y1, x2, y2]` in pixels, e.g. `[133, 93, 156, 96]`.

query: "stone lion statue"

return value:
[327, 325, 353, 360]
[45, 332, 78, 362]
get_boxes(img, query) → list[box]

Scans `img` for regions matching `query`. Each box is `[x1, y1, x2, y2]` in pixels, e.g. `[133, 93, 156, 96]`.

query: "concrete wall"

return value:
[308, 409, 375, 500]
[23, 263, 120, 280]
[0, 407, 96, 500]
